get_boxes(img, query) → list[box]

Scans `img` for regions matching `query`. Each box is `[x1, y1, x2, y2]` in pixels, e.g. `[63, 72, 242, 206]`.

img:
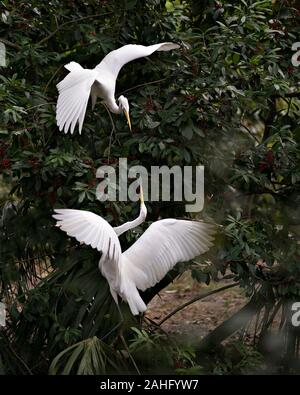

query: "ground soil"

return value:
[146, 273, 247, 342]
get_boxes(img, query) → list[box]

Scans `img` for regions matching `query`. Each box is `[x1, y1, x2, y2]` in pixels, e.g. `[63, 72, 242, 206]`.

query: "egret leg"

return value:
[102, 103, 120, 163]
[100, 302, 124, 342]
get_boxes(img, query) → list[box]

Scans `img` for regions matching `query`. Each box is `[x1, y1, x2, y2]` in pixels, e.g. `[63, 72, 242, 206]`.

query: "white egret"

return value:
[52, 189, 215, 316]
[56, 42, 180, 134]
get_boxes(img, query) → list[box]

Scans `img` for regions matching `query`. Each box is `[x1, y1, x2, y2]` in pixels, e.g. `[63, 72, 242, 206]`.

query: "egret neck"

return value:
[114, 194, 147, 236]
[104, 96, 132, 132]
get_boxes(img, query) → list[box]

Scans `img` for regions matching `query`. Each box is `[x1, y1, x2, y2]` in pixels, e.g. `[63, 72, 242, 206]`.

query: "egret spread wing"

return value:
[122, 219, 215, 291]
[56, 68, 98, 134]
[53, 209, 121, 264]
[96, 42, 180, 80]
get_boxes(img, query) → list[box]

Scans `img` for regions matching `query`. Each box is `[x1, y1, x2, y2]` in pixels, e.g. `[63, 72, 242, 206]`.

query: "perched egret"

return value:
[52, 189, 215, 316]
[56, 42, 180, 134]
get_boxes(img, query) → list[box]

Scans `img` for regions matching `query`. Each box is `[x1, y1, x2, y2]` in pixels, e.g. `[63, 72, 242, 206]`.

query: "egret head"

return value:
[118, 95, 131, 132]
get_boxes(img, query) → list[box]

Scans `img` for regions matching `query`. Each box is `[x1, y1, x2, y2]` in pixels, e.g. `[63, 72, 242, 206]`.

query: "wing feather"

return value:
[56, 69, 98, 134]
[122, 219, 215, 291]
[77, 95, 90, 134]
[96, 42, 179, 81]
[53, 209, 122, 266]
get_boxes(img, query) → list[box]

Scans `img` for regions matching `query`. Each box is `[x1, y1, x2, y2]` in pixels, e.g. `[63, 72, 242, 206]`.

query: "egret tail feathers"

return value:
[121, 279, 147, 316]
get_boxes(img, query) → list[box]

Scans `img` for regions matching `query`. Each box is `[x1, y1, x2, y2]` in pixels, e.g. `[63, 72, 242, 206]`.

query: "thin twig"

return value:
[6, 341, 33, 375]
[265, 301, 282, 330]
[43, 64, 64, 94]
[263, 96, 277, 142]
[36, 12, 113, 46]
[26, 102, 56, 112]
[102, 103, 117, 164]
[118, 77, 170, 96]
[119, 332, 141, 375]
[143, 315, 175, 342]
[240, 124, 260, 144]
[158, 282, 239, 326]
[0, 38, 21, 50]
[271, 92, 300, 99]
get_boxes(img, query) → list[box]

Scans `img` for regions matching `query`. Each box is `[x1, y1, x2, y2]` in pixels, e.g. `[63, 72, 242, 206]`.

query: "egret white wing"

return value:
[96, 42, 180, 80]
[53, 209, 121, 264]
[122, 219, 215, 291]
[56, 68, 98, 134]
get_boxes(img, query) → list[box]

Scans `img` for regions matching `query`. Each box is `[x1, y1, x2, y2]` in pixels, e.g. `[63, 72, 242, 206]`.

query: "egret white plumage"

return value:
[52, 188, 215, 316]
[56, 42, 180, 134]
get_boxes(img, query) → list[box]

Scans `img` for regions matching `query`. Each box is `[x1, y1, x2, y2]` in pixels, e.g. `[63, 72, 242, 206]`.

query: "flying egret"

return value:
[56, 42, 180, 134]
[52, 189, 215, 316]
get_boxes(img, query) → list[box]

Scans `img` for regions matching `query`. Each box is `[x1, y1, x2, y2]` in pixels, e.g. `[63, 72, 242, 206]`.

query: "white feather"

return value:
[56, 69, 98, 134]
[122, 219, 215, 292]
[55, 42, 180, 134]
[96, 43, 180, 80]
[53, 207, 215, 316]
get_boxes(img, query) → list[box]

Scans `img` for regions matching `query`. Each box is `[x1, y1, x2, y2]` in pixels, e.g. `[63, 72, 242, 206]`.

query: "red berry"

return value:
[265, 150, 275, 165]
[186, 94, 197, 103]
[0, 159, 10, 169]
[145, 97, 154, 112]
[258, 162, 267, 173]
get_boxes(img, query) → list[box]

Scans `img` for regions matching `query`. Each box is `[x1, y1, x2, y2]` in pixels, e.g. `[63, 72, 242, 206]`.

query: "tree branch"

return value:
[262, 96, 277, 142]
[36, 12, 113, 46]
[240, 124, 260, 144]
[141, 267, 182, 305]
[1, 12, 113, 50]
[118, 77, 170, 96]
[0, 38, 21, 51]
[157, 282, 239, 326]
[271, 92, 300, 99]
[195, 293, 265, 358]
[262, 91, 300, 141]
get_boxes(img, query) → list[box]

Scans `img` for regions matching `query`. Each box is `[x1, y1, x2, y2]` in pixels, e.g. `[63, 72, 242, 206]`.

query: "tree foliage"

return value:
[0, 0, 299, 374]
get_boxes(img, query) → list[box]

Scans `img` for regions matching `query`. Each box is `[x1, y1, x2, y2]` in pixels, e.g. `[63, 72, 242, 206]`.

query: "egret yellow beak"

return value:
[139, 184, 144, 204]
[124, 110, 132, 132]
